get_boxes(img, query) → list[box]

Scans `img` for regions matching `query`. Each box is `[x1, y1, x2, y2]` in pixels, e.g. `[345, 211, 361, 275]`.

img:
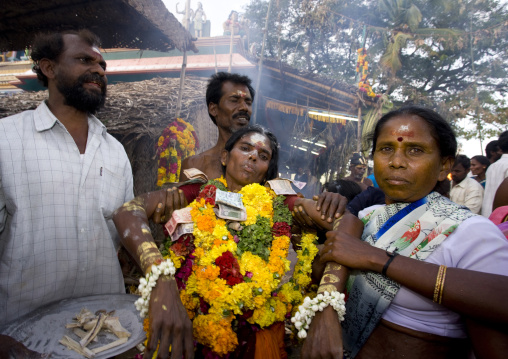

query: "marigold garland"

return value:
[356, 48, 379, 98]
[145, 179, 318, 357]
[156, 118, 199, 186]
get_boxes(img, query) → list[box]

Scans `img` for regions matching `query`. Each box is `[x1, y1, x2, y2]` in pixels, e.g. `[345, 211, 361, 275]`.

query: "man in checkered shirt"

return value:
[0, 30, 134, 328]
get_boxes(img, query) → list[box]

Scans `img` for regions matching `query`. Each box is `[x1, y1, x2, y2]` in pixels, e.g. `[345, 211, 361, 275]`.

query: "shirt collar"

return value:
[34, 101, 107, 136]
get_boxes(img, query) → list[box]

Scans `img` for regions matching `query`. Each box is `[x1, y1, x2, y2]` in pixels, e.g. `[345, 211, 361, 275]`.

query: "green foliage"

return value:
[273, 195, 293, 225]
[236, 216, 273, 260]
[243, 0, 508, 140]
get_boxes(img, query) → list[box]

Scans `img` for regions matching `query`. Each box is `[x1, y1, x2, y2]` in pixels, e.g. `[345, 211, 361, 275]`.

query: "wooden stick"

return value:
[59, 335, 95, 358]
[92, 337, 129, 354]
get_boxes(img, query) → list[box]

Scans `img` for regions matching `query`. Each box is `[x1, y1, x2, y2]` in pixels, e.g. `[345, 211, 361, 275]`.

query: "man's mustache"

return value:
[79, 74, 107, 90]
[232, 111, 250, 120]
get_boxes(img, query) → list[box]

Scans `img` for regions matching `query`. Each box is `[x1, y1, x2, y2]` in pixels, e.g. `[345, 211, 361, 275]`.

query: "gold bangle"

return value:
[438, 266, 447, 304]
[433, 265, 445, 303]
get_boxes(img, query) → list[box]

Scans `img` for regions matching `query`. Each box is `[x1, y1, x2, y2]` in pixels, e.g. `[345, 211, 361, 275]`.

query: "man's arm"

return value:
[302, 214, 364, 359]
[113, 194, 193, 359]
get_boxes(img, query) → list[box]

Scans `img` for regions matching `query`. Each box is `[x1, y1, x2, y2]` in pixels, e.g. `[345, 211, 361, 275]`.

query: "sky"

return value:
[161, 0, 502, 159]
[162, 0, 252, 37]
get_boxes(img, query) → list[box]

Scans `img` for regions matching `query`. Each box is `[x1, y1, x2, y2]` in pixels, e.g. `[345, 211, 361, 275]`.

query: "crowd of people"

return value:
[1, 29, 507, 359]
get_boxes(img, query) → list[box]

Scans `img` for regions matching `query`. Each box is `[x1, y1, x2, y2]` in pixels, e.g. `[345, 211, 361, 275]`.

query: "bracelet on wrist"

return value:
[433, 265, 447, 304]
[291, 291, 346, 339]
[382, 249, 398, 277]
[134, 258, 176, 318]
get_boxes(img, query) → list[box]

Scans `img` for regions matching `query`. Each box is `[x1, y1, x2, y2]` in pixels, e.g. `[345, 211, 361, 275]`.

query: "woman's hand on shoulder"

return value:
[301, 305, 343, 359]
[320, 228, 383, 271]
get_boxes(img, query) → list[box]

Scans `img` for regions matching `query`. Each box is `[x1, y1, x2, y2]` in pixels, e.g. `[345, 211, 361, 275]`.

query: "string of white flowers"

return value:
[291, 291, 346, 339]
[134, 258, 176, 318]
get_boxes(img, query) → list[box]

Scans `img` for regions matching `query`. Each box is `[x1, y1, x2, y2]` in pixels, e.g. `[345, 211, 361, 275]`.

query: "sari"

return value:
[342, 192, 476, 358]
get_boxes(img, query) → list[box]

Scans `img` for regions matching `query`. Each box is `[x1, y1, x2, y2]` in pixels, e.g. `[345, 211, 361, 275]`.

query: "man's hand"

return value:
[151, 187, 188, 224]
[292, 192, 348, 231]
[144, 277, 194, 359]
[314, 192, 347, 223]
[301, 306, 343, 359]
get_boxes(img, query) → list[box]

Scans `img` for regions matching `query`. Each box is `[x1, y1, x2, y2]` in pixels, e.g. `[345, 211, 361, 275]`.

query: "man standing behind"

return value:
[482, 131, 508, 217]
[342, 153, 373, 191]
[180, 72, 254, 181]
[0, 30, 133, 326]
[485, 140, 502, 164]
[450, 155, 484, 214]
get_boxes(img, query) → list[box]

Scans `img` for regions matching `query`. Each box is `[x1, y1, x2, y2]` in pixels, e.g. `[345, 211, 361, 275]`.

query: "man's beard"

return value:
[56, 73, 107, 114]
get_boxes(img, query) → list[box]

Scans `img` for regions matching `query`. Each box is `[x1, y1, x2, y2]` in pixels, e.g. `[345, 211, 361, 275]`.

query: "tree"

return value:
[244, 0, 508, 140]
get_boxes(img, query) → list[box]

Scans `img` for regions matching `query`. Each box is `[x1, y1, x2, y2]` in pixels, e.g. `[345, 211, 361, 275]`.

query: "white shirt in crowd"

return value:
[450, 176, 484, 214]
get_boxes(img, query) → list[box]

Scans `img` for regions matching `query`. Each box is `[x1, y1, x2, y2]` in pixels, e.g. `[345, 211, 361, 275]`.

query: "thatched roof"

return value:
[0, 76, 214, 144]
[0, 0, 196, 52]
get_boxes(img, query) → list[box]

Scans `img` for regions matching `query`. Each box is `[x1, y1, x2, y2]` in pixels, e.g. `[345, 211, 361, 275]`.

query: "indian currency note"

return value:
[216, 203, 247, 221]
[183, 168, 208, 181]
[267, 179, 297, 195]
[165, 207, 193, 236]
[215, 188, 245, 209]
[171, 222, 195, 241]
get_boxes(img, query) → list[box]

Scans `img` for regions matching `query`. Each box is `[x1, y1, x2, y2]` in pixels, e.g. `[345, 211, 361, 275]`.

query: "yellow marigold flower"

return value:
[195, 265, 220, 281]
[167, 251, 183, 269]
[193, 314, 238, 356]
[216, 176, 228, 187]
[212, 219, 229, 238]
[158, 136, 164, 146]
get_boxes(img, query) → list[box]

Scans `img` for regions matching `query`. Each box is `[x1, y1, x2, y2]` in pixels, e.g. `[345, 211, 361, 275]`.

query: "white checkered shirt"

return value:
[0, 102, 134, 325]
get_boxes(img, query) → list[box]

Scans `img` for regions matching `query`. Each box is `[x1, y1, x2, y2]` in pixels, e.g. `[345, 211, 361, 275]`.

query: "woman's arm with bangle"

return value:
[319, 231, 508, 324]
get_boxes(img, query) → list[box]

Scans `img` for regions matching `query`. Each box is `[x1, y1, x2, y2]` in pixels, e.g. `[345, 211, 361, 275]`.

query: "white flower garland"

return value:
[134, 258, 176, 318]
[291, 291, 346, 339]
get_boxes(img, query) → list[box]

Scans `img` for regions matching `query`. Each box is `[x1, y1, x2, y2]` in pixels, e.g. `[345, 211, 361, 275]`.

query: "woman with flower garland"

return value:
[301, 107, 508, 359]
[114, 125, 342, 359]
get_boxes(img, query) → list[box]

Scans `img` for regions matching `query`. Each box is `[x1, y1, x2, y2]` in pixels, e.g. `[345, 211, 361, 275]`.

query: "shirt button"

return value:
[81, 228, 85, 233]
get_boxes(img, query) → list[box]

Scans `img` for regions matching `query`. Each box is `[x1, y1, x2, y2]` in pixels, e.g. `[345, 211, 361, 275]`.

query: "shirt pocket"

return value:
[100, 167, 127, 219]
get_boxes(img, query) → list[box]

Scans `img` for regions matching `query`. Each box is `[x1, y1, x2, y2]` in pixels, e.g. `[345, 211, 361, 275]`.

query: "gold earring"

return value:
[222, 162, 225, 166]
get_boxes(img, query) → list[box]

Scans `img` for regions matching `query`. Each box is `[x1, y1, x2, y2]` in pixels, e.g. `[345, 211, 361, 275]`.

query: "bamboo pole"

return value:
[176, 0, 191, 117]
[252, 0, 273, 125]
[357, 106, 362, 152]
[228, 21, 234, 73]
[355, 25, 367, 152]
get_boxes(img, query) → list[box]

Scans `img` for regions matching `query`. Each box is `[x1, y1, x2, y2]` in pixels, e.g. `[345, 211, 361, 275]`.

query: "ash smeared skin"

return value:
[390, 124, 414, 139]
